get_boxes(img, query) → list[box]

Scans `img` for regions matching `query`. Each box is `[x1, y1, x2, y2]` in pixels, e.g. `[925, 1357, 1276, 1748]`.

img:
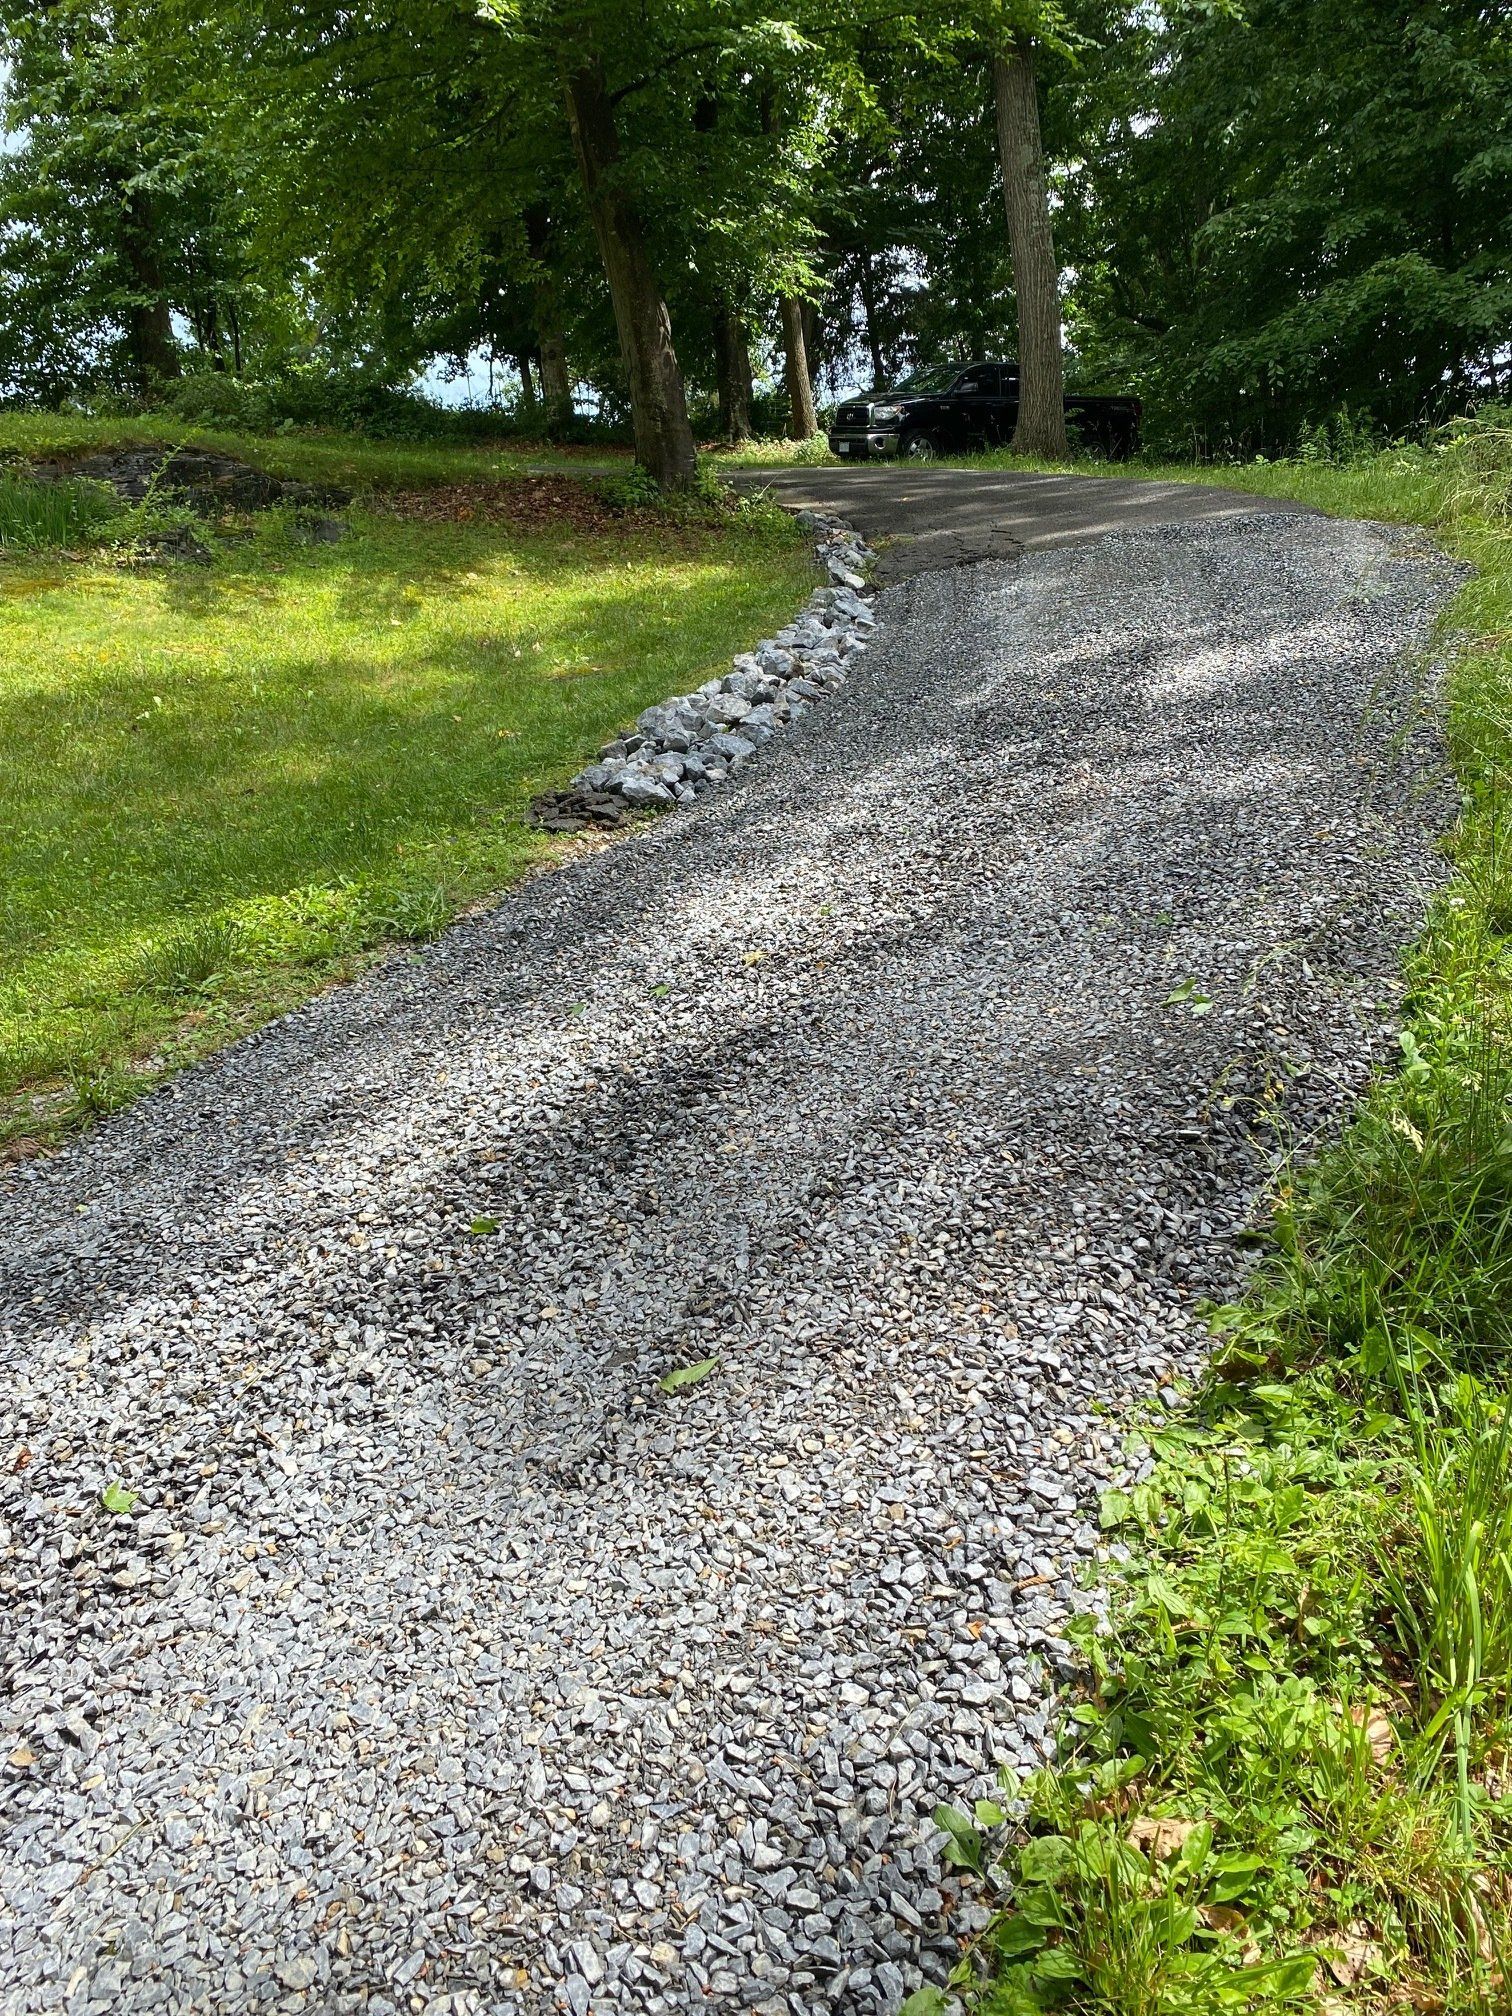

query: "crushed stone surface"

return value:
[0, 515, 1463, 2015]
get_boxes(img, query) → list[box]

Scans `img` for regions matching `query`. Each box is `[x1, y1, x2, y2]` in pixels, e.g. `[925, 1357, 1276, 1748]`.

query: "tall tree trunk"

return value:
[711, 296, 753, 443]
[515, 351, 539, 417]
[801, 300, 823, 385]
[524, 206, 573, 432]
[992, 42, 1069, 460]
[857, 255, 886, 388]
[779, 294, 817, 440]
[120, 188, 179, 394]
[563, 56, 696, 487]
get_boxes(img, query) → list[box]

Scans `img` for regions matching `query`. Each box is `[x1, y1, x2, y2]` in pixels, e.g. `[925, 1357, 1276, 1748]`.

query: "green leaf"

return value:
[933, 1802, 984, 1871]
[1031, 1944, 1086, 1983]
[1175, 1819, 1215, 1877]
[1207, 1852, 1269, 1903]
[1164, 977, 1213, 1013]
[649, 981, 672, 997]
[659, 1356, 720, 1395]
[1018, 1833, 1074, 1883]
[468, 1216, 499, 1236]
[898, 1992, 950, 2016]
[996, 1910, 1050, 1957]
[975, 1798, 1007, 1827]
[101, 1479, 139, 1515]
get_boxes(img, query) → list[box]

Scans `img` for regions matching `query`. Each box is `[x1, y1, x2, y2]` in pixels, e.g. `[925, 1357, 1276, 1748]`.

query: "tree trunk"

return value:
[801, 300, 823, 385]
[515, 351, 539, 417]
[120, 188, 179, 393]
[535, 301, 572, 426]
[857, 256, 886, 388]
[992, 42, 1069, 460]
[524, 207, 573, 432]
[563, 56, 697, 487]
[779, 294, 817, 440]
[711, 297, 753, 443]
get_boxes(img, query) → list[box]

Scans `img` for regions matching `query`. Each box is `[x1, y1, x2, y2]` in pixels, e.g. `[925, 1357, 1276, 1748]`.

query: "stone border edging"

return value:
[530, 510, 878, 833]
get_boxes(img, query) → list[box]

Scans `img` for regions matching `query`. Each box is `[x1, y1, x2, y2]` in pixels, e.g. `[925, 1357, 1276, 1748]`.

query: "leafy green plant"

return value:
[977, 1817, 1314, 2014]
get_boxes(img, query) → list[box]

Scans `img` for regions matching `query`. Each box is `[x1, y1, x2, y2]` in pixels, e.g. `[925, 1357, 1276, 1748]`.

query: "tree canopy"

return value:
[1, 0, 1506, 464]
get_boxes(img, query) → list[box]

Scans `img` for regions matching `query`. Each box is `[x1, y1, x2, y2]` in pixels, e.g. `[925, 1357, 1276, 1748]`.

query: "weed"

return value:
[0, 472, 120, 550]
[711, 433, 837, 468]
[135, 916, 246, 997]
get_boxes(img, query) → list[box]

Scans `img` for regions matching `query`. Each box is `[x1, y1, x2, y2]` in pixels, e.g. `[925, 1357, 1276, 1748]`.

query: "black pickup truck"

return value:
[827, 361, 1141, 461]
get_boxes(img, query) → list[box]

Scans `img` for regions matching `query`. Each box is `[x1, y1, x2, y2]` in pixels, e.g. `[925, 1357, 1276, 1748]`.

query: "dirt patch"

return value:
[379, 476, 652, 537]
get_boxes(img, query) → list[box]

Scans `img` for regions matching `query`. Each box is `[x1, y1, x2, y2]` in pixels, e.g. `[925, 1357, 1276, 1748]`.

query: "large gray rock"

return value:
[702, 693, 752, 727]
[619, 770, 675, 808]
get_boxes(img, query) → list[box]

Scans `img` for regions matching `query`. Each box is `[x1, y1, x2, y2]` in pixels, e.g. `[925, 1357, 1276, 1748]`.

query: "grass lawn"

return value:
[0, 410, 634, 491]
[0, 426, 812, 1147]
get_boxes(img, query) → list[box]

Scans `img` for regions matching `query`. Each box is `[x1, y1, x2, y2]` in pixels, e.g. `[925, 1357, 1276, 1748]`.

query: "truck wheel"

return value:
[900, 429, 940, 462]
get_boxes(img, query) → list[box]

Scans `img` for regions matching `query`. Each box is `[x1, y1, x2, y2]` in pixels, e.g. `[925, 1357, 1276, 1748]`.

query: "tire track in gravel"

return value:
[1, 515, 1464, 2016]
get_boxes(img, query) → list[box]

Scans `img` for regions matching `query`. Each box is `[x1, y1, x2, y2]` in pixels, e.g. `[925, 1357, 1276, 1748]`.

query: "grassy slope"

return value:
[0, 427, 811, 1145]
[910, 430, 1512, 2016]
[0, 411, 634, 490]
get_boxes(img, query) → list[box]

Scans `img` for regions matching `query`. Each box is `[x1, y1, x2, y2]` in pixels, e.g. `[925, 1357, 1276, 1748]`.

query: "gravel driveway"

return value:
[734, 465, 1318, 580]
[1, 512, 1461, 2016]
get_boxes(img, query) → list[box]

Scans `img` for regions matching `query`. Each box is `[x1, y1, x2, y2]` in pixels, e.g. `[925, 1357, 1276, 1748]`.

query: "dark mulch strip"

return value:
[528, 787, 632, 833]
[379, 477, 655, 536]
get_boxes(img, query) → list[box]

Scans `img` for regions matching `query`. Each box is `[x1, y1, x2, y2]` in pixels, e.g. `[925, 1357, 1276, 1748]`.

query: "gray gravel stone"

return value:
[0, 514, 1460, 2016]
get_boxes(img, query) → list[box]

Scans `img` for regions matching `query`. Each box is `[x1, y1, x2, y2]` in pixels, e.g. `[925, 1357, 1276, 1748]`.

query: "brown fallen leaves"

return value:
[1321, 1924, 1386, 1989]
[1127, 1814, 1198, 1859]
[1348, 1702, 1396, 1765]
[379, 477, 661, 536]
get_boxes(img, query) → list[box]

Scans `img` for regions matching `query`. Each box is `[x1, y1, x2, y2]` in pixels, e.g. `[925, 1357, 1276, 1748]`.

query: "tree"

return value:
[778, 294, 819, 437]
[993, 35, 1068, 455]
[560, 51, 696, 482]
[0, 0, 251, 400]
[711, 298, 754, 440]
[1055, 0, 1512, 451]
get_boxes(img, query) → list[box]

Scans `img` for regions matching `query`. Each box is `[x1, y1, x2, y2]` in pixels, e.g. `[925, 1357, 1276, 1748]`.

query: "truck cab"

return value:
[827, 361, 1141, 461]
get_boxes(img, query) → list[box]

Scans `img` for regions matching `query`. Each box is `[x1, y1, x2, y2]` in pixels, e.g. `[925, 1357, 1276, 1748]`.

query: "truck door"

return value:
[951, 366, 1011, 447]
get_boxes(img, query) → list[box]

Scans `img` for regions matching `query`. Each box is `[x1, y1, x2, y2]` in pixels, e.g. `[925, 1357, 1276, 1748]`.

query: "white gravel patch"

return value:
[0, 514, 1463, 2015]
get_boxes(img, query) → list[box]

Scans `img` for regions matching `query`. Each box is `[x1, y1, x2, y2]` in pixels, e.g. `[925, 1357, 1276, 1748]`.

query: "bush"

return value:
[157, 368, 637, 449]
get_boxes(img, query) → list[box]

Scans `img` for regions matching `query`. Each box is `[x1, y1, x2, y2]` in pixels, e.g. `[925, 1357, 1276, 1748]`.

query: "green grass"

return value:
[707, 432, 838, 468]
[0, 435, 812, 1145]
[0, 411, 632, 491]
[912, 416, 1512, 2016]
[0, 471, 123, 549]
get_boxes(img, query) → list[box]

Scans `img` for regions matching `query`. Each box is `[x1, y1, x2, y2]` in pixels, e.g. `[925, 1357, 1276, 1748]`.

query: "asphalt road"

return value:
[734, 465, 1319, 581]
